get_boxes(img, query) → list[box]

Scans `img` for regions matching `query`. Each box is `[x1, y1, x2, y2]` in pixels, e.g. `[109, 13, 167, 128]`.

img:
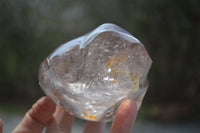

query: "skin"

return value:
[0, 118, 2, 133]
[0, 96, 137, 133]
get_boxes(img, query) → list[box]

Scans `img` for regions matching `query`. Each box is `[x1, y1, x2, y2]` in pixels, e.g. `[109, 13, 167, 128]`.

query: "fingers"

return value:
[83, 121, 106, 133]
[0, 118, 3, 133]
[110, 100, 137, 133]
[45, 106, 74, 133]
[13, 96, 56, 133]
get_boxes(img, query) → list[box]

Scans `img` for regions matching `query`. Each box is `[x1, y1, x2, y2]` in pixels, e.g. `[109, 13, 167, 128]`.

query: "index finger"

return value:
[13, 97, 56, 133]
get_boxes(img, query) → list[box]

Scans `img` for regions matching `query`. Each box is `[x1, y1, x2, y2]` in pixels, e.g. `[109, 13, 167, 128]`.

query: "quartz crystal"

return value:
[39, 23, 152, 122]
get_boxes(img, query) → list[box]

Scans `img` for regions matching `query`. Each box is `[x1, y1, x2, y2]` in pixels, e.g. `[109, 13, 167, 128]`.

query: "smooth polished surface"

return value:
[39, 23, 152, 122]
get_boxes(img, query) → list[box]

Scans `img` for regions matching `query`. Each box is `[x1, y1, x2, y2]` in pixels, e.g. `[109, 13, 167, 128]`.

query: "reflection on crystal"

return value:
[38, 23, 152, 122]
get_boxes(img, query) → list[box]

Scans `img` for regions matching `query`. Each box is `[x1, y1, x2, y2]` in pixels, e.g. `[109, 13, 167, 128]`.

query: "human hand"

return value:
[0, 96, 137, 133]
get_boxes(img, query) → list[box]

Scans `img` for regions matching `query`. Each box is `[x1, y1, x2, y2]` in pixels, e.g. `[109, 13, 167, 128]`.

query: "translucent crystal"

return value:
[38, 23, 152, 122]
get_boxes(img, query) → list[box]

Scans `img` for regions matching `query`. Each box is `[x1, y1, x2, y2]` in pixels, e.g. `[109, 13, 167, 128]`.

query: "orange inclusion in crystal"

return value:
[106, 53, 127, 68]
[81, 109, 97, 120]
[131, 71, 140, 90]
[106, 53, 127, 82]
[53, 91, 61, 101]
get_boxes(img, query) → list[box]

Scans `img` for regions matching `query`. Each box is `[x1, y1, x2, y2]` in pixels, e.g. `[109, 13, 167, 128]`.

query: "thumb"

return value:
[110, 100, 137, 133]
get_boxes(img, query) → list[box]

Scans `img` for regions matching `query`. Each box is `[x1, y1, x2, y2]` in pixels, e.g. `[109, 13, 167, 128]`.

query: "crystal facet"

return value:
[39, 23, 152, 122]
